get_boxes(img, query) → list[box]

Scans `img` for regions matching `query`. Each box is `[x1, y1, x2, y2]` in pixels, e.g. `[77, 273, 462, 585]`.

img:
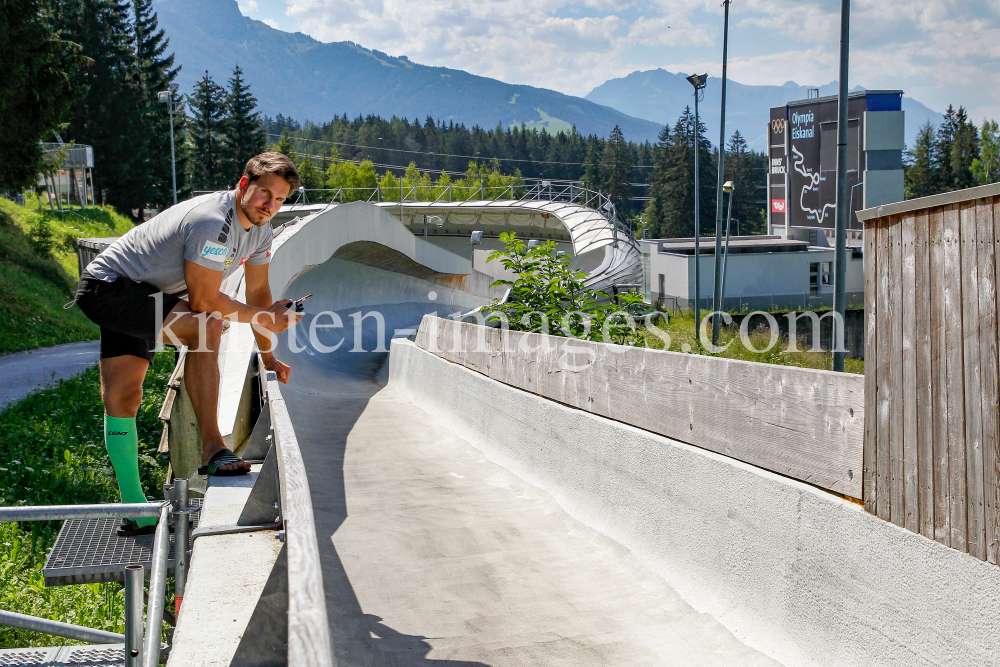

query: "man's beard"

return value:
[239, 194, 270, 226]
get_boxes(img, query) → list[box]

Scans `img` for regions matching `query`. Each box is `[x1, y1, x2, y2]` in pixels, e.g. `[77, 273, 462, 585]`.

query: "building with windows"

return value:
[640, 235, 864, 312]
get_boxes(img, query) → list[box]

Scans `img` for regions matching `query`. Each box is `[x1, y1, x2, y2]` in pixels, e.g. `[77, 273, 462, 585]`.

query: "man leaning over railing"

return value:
[69, 152, 302, 535]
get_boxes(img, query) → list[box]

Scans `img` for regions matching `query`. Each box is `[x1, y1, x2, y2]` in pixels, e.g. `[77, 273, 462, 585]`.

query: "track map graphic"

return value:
[791, 145, 836, 225]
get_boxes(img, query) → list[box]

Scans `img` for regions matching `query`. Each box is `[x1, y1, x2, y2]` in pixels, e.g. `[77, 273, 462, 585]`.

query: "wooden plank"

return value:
[961, 200, 985, 560]
[157, 387, 177, 422]
[914, 209, 935, 539]
[876, 217, 893, 520]
[863, 219, 879, 514]
[157, 424, 170, 455]
[901, 213, 918, 532]
[942, 203, 968, 552]
[929, 206, 951, 545]
[888, 215, 905, 526]
[987, 196, 1000, 563]
[417, 315, 866, 498]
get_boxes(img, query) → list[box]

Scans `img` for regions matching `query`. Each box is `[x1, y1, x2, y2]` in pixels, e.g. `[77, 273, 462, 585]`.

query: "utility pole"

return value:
[711, 0, 732, 345]
[157, 84, 179, 205]
[832, 0, 851, 372]
[687, 73, 708, 330]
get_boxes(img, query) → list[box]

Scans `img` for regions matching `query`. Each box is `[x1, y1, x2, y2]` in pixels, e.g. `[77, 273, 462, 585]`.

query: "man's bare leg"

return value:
[163, 303, 250, 472]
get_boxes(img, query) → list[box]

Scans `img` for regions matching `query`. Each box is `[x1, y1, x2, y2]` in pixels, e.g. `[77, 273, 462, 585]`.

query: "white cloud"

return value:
[262, 17, 280, 29]
[279, 0, 1000, 117]
[238, 0, 259, 13]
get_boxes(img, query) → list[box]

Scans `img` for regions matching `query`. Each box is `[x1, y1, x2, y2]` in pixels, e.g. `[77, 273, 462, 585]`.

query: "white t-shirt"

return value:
[87, 191, 272, 294]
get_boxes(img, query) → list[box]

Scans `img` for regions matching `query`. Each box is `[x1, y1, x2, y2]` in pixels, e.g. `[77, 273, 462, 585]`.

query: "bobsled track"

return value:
[158, 199, 1000, 667]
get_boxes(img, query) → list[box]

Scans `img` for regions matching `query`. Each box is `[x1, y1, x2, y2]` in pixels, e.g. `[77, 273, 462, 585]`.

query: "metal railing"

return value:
[0, 494, 194, 667]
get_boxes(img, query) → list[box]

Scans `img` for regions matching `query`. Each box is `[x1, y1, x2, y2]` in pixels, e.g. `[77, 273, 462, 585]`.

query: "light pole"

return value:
[832, 0, 851, 372]
[711, 0, 733, 345]
[157, 84, 179, 205]
[720, 181, 735, 311]
[686, 73, 708, 328]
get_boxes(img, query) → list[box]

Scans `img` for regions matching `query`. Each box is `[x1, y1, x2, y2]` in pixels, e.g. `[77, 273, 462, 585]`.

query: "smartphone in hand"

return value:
[284, 294, 312, 312]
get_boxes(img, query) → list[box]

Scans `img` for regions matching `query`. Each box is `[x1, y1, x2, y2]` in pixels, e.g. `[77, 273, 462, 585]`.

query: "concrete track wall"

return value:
[388, 338, 1000, 667]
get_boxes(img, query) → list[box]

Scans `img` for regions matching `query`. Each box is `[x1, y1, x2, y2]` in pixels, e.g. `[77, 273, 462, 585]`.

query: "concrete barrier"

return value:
[389, 337, 1000, 667]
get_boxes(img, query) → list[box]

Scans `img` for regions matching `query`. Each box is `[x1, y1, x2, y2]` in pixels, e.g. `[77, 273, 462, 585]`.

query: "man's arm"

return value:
[244, 262, 295, 383]
[184, 260, 297, 331]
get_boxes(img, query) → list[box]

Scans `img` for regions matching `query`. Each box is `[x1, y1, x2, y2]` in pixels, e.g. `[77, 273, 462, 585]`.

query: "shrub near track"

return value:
[0, 352, 172, 648]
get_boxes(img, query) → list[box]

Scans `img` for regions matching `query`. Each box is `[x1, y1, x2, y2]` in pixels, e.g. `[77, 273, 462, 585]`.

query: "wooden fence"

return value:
[416, 315, 864, 498]
[858, 182, 1000, 564]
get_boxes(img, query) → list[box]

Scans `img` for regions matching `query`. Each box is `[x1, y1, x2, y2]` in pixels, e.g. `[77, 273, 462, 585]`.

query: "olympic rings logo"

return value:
[771, 119, 786, 134]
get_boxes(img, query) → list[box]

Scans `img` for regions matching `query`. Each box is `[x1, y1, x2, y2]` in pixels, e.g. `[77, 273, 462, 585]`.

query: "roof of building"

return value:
[645, 236, 813, 255]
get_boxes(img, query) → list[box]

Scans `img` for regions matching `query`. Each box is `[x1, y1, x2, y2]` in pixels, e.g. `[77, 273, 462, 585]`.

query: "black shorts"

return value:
[75, 272, 183, 363]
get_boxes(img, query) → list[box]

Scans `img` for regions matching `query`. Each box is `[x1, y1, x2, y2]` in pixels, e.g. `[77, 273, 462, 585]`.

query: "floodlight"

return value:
[542, 181, 552, 188]
[471, 231, 483, 245]
[723, 180, 734, 193]
[686, 73, 708, 89]
[602, 201, 613, 212]
[157, 91, 170, 103]
[527, 239, 539, 248]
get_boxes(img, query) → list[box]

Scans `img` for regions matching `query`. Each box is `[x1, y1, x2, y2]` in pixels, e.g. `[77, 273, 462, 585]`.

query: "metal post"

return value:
[168, 90, 177, 205]
[142, 504, 171, 667]
[711, 0, 732, 345]
[693, 84, 702, 332]
[832, 0, 851, 372]
[124, 565, 145, 667]
[174, 478, 190, 615]
[0, 609, 126, 645]
[721, 185, 735, 310]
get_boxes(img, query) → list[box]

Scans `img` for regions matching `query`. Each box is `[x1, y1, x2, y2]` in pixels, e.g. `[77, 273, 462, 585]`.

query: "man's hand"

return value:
[264, 355, 292, 384]
[251, 300, 303, 334]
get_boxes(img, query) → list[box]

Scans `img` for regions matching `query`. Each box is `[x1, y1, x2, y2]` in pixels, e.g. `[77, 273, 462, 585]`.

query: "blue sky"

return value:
[235, 0, 1000, 122]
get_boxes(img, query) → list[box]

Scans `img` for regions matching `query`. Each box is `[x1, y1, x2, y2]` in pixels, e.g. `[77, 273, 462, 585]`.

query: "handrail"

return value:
[259, 356, 335, 667]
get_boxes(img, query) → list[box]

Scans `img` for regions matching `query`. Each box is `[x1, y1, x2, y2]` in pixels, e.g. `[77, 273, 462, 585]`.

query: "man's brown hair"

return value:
[243, 152, 300, 193]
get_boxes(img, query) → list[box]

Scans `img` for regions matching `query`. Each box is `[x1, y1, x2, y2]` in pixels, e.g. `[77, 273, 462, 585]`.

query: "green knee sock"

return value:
[104, 415, 156, 528]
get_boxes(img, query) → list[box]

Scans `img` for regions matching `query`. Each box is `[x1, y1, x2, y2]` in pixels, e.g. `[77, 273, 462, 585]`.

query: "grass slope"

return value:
[0, 352, 172, 648]
[0, 196, 133, 355]
[641, 313, 864, 375]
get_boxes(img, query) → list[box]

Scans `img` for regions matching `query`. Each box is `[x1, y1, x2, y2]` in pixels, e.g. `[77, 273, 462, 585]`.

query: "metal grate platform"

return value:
[42, 500, 201, 587]
[0, 644, 123, 666]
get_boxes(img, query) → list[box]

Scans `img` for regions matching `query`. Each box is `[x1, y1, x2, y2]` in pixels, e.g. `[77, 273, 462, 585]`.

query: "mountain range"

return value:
[153, 0, 662, 141]
[155, 0, 943, 149]
[585, 70, 944, 150]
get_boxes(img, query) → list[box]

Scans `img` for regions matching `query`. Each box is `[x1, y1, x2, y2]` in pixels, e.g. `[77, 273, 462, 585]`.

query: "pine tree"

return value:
[933, 106, 958, 193]
[0, 0, 86, 192]
[188, 71, 228, 191]
[723, 130, 764, 235]
[272, 129, 294, 158]
[223, 65, 265, 184]
[972, 119, 1000, 185]
[132, 0, 184, 210]
[657, 106, 716, 238]
[581, 146, 603, 191]
[58, 0, 149, 215]
[950, 106, 979, 191]
[645, 124, 672, 237]
[904, 122, 936, 199]
[601, 125, 633, 217]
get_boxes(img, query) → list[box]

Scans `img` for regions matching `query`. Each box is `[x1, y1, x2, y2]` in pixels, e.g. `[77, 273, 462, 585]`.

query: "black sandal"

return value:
[116, 518, 170, 537]
[198, 448, 250, 476]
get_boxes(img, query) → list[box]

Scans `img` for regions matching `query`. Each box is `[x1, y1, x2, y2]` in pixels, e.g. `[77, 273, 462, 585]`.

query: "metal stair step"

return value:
[42, 499, 201, 586]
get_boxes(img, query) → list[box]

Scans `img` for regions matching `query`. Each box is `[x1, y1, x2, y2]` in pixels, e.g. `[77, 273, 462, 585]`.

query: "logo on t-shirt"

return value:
[200, 240, 229, 262]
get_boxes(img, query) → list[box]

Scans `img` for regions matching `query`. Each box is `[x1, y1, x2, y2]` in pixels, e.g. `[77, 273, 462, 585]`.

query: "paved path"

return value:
[0, 340, 100, 411]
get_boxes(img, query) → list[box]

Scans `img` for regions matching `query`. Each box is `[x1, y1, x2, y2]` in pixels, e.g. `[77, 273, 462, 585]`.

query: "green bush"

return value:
[484, 232, 647, 345]
[29, 217, 54, 255]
